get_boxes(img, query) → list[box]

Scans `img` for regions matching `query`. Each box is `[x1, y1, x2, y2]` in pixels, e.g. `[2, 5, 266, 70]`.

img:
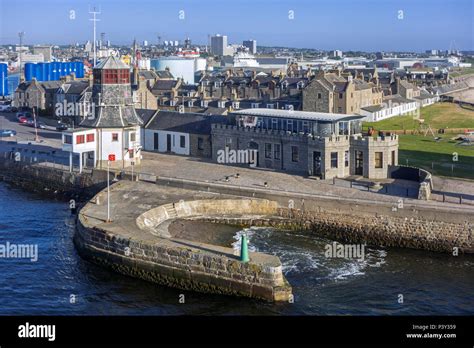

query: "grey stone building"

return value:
[211, 108, 398, 179]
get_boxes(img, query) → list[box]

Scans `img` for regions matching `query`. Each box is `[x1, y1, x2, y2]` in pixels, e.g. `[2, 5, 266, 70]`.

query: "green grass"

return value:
[363, 103, 474, 179]
[364, 103, 474, 131]
[398, 134, 474, 179]
[449, 67, 474, 78]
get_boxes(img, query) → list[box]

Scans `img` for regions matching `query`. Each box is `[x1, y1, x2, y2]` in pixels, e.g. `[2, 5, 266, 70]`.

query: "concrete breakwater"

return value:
[75, 182, 292, 302]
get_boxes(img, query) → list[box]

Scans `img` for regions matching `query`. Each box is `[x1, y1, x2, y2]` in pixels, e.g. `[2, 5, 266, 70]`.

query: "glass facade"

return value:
[237, 114, 362, 137]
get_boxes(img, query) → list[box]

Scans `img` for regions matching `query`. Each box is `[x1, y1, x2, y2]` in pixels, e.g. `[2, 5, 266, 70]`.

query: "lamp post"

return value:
[107, 153, 115, 222]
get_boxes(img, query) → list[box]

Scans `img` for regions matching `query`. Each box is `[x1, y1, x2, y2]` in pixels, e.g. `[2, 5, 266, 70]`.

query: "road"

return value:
[0, 111, 62, 148]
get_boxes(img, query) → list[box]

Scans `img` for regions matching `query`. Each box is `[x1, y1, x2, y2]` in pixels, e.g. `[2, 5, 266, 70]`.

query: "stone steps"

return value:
[162, 203, 178, 219]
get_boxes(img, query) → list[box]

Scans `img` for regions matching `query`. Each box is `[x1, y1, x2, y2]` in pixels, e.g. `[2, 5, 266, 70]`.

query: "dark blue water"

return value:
[0, 182, 473, 315]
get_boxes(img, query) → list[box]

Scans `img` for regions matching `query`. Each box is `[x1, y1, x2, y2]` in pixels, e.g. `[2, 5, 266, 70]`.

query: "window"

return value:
[272, 118, 278, 129]
[198, 137, 204, 150]
[345, 150, 349, 167]
[251, 102, 259, 108]
[287, 119, 293, 132]
[291, 146, 299, 162]
[331, 152, 338, 168]
[302, 121, 310, 133]
[375, 152, 383, 168]
[391, 150, 396, 166]
[274, 144, 281, 160]
[267, 104, 275, 109]
[112, 133, 119, 142]
[64, 135, 72, 144]
[338, 107, 342, 113]
[130, 132, 136, 142]
[86, 133, 94, 142]
[76, 135, 85, 144]
[339, 93, 343, 99]
[265, 143, 272, 159]
[317, 93, 322, 99]
[180, 135, 185, 148]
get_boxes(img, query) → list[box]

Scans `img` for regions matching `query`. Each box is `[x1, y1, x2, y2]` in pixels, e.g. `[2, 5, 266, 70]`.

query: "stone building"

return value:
[133, 75, 158, 110]
[13, 79, 63, 113]
[211, 108, 398, 180]
[302, 70, 383, 114]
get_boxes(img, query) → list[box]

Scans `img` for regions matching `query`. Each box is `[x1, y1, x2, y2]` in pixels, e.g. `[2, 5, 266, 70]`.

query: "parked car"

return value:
[56, 123, 68, 131]
[26, 119, 46, 129]
[0, 129, 17, 137]
[16, 111, 32, 119]
[18, 116, 29, 124]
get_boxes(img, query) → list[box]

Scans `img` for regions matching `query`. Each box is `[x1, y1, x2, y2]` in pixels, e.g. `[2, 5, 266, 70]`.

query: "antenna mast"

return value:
[89, 6, 101, 67]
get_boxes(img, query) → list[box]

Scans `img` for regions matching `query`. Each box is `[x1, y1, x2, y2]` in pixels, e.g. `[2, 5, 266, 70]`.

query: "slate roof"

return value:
[95, 55, 130, 70]
[62, 81, 90, 95]
[80, 105, 143, 128]
[155, 70, 174, 79]
[145, 110, 230, 134]
[136, 108, 158, 126]
[139, 70, 158, 80]
[152, 79, 178, 91]
[200, 107, 228, 115]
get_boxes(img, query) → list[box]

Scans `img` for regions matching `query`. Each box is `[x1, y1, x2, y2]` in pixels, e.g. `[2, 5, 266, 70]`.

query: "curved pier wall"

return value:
[75, 213, 292, 302]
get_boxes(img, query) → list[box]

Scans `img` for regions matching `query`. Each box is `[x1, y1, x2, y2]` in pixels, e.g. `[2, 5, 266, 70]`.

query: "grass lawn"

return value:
[363, 103, 474, 131]
[363, 103, 474, 179]
[398, 134, 474, 179]
[449, 67, 474, 78]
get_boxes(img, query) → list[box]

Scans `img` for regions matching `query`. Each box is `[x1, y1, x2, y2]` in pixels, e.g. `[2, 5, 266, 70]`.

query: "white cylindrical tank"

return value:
[151, 57, 195, 84]
[194, 58, 207, 72]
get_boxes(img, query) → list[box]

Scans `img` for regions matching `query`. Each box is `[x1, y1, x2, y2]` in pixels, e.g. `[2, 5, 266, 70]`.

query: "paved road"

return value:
[0, 111, 62, 148]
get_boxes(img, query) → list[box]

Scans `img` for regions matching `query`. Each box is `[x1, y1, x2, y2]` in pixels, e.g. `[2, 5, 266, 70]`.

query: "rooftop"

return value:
[232, 108, 364, 122]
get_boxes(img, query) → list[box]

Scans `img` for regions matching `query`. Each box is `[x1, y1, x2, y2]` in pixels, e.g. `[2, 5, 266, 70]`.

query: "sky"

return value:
[0, 0, 473, 51]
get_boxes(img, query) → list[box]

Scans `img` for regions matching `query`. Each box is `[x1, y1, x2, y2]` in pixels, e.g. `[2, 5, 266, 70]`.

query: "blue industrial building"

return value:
[24, 61, 84, 82]
[0, 63, 8, 96]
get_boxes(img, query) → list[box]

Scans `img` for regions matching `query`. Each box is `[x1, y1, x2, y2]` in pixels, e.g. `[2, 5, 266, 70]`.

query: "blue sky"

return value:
[0, 0, 473, 51]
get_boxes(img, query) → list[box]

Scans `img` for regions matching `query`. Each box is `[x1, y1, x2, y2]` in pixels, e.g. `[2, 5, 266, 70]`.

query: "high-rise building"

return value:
[211, 34, 233, 56]
[143, 40, 148, 47]
[331, 50, 343, 58]
[243, 39, 257, 54]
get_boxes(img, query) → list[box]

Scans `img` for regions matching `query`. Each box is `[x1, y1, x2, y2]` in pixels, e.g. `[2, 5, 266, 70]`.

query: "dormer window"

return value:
[232, 101, 240, 109]
[281, 81, 289, 89]
[188, 100, 194, 107]
[218, 100, 226, 108]
[214, 81, 222, 88]
[297, 81, 305, 89]
[201, 100, 208, 107]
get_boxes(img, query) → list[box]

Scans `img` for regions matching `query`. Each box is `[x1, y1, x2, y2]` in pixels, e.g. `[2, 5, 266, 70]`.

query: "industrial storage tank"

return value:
[60, 62, 68, 77]
[151, 57, 196, 84]
[35, 63, 46, 81]
[73, 61, 85, 78]
[51, 62, 60, 80]
[194, 58, 207, 72]
[25, 63, 36, 81]
[0, 63, 8, 96]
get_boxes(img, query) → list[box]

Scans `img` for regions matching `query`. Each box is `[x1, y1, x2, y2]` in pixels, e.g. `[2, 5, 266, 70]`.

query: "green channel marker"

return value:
[240, 234, 249, 263]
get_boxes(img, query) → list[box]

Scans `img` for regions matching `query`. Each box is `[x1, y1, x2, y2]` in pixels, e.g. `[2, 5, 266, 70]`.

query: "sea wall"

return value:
[75, 203, 292, 302]
[0, 160, 109, 198]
